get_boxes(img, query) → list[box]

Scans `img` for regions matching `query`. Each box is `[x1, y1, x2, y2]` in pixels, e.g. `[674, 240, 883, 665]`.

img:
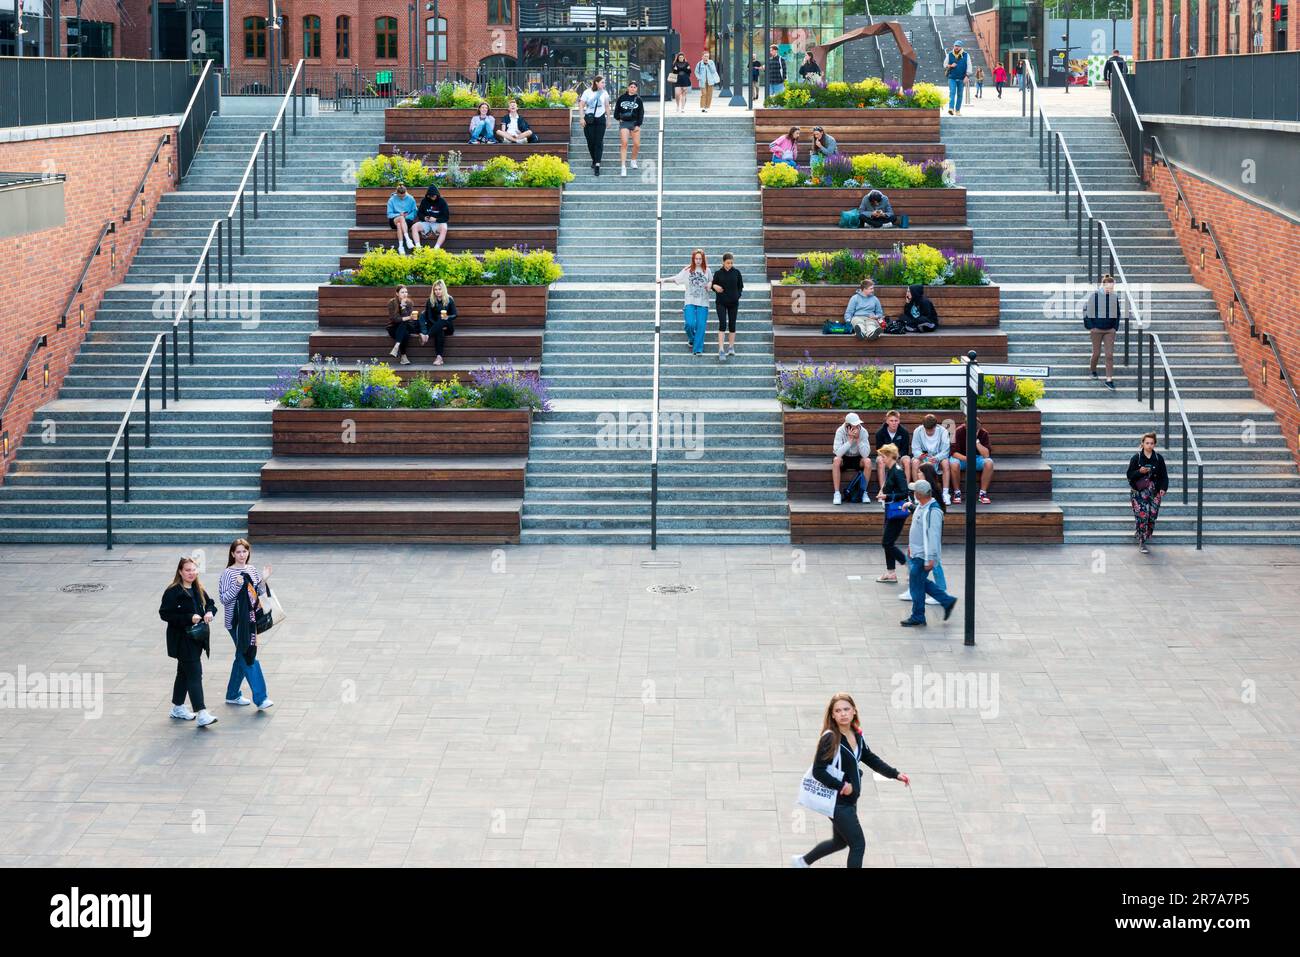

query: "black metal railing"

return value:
[58, 221, 116, 331]
[123, 133, 172, 227]
[177, 59, 218, 180]
[0, 56, 198, 128]
[1110, 70, 1146, 185]
[1131, 51, 1300, 124]
[0, 335, 49, 458]
[1135, 331, 1206, 549]
[650, 60, 666, 550]
[863, 0, 887, 76]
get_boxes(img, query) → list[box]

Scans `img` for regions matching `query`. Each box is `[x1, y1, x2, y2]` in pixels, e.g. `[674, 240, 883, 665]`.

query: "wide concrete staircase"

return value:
[941, 114, 1300, 544]
[521, 112, 789, 544]
[845, 13, 987, 86]
[0, 114, 379, 544]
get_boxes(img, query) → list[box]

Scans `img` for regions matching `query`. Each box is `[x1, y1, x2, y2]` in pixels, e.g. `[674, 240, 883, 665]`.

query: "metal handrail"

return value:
[225, 130, 268, 274]
[929, 3, 945, 55]
[863, 0, 886, 76]
[1140, 331, 1206, 549]
[1109, 70, 1147, 185]
[57, 221, 116, 330]
[0, 334, 48, 439]
[267, 59, 306, 176]
[178, 58, 214, 131]
[123, 133, 172, 225]
[650, 59, 666, 550]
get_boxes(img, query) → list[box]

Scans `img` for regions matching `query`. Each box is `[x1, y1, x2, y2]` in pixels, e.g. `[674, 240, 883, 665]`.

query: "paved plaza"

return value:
[1, 541, 1298, 868]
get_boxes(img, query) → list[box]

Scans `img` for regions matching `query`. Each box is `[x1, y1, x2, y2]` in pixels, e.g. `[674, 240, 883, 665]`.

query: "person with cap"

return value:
[831, 412, 871, 505]
[944, 41, 971, 116]
[857, 189, 902, 229]
[413, 184, 450, 251]
[899, 478, 957, 627]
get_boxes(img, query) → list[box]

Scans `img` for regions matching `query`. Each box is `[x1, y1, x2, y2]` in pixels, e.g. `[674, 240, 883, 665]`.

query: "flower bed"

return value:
[269, 357, 552, 413]
[778, 245, 988, 287]
[777, 362, 1043, 411]
[766, 79, 945, 110]
[759, 153, 955, 189]
[356, 152, 573, 189]
[329, 246, 563, 288]
[396, 81, 578, 111]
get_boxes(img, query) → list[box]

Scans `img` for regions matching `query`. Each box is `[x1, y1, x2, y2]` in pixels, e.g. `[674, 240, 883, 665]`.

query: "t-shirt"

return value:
[580, 88, 608, 118]
[953, 425, 990, 455]
[504, 114, 521, 135]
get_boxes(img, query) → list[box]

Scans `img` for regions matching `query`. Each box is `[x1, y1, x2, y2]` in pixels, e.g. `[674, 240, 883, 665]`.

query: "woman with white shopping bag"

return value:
[793, 693, 910, 868]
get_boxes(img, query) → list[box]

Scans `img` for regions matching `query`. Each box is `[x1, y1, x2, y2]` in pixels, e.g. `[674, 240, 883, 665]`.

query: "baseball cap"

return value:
[908, 479, 932, 495]
[844, 412, 863, 427]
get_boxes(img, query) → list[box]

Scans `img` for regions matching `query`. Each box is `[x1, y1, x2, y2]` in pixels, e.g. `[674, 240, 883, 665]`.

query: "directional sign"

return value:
[975, 363, 1051, 378]
[894, 363, 966, 398]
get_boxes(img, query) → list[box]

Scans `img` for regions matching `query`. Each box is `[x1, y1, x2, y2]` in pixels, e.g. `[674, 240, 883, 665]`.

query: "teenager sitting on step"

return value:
[412, 185, 449, 251]
[419, 280, 457, 367]
[386, 183, 418, 254]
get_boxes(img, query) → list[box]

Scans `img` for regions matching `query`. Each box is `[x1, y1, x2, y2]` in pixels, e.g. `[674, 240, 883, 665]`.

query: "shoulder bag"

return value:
[796, 736, 844, 818]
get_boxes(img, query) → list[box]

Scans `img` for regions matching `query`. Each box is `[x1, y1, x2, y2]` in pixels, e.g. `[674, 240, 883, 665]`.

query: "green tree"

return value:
[845, 0, 919, 17]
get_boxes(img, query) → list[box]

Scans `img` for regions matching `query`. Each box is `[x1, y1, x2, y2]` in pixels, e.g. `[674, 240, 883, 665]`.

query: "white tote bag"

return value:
[795, 739, 844, 818]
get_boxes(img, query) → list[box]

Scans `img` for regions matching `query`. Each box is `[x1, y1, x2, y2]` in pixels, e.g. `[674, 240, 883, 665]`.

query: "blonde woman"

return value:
[159, 556, 218, 727]
[420, 279, 458, 366]
[874, 443, 911, 583]
[218, 538, 273, 710]
[657, 248, 712, 356]
[793, 693, 910, 868]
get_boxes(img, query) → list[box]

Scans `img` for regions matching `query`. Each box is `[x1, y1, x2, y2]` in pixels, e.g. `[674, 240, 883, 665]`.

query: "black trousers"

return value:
[995, 80, 1004, 97]
[803, 803, 867, 868]
[387, 319, 421, 356]
[716, 301, 738, 332]
[583, 115, 607, 166]
[171, 650, 205, 711]
[863, 213, 900, 228]
[425, 322, 449, 356]
[882, 516, 908, 571]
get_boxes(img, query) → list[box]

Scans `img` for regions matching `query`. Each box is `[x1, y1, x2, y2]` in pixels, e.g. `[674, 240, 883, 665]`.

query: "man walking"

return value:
[766, 44, 787, 100]
[695, 50, 720, 113]
[900, 479, 957, 628]
[1103, 49, 1127, 88]
[944, 42, 971, 115]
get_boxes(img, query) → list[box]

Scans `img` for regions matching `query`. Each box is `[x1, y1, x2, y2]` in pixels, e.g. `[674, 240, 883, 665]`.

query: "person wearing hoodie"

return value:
[843, 278, 884, 340]
[413, 185, 449, 251]
[386, 183, 419, 254]
[1127, 431, 1169, 554]
[710, 252, 744, 361]
[1082, 273, 1122, 390]
[159, 556, 219, 728]
[858, 189, 902, 228]
[899, 479, 958, 627]
[613, 81, 645, 177]
[831, 412, 871, 505]
[495, 99, 538, 143]
[911, 413, 953, 504]
[694, 50, 721, 112]
[899, 285, 939, 333]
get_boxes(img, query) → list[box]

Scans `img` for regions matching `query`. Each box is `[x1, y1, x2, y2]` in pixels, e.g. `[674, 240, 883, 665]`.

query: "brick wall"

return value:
[0, 125, 178, 482]
[972, 10, 999, 74]
[1147, 158, 1300, 469]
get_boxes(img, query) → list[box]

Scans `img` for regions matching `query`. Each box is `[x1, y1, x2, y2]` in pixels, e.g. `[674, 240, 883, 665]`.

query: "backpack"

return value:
[839, 209, 861, 229]
[821, 319, 853, 335]
[883, 318, 907, 335]
[842, 471, 867, 503]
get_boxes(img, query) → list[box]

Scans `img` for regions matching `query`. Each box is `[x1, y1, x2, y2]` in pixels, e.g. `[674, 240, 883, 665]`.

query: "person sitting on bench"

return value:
[419, 280, 458, 367]
[386, 183, 419, 254]
[875, 411, 911, 493]
[496, 100, 539, 144]
[469, 102, 496, 143]
[844, 278, 884, 340]
[386, 286, 422, 366]
[412, 185, 449, 251]
[951, 422, 995, 505]
[858, 189, 902, 228]
[898, 285, 940, 333]
[769, 127, 800, 168]
[832, 412, 871, 505]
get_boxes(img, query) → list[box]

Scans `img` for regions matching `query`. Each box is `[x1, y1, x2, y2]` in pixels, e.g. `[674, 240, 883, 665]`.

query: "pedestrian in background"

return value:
[159, 556, 218, 728]
[671, 53, 692, 114]
[993, 63, 1007, 98]
[974, 66, 985, 98]
[874, 443, 911, 584]
[579, 75, 610, 176]
[694, 51, 720, 112]
[899, 479, 958, 627]
[944, 42, 971, 115]
[766, 44, 787, 99]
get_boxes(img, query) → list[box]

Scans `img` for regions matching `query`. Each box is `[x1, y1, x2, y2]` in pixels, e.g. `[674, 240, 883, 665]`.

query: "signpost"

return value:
[894, 354, 1051, 646]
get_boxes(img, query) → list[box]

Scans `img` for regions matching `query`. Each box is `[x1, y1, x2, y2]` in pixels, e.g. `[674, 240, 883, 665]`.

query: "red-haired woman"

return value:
[658, 248, 712, 356]
[793, 692, 910, 868]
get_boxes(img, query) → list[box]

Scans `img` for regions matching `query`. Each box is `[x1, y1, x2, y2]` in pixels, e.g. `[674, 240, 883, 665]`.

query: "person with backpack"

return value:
[874, 443, 911, 583]
[858, 189, 903, 228]
[843, 278, 884, 341]
[1103, 49, 1127, 87]
[159, 556, 219, 728]
[831, 412, 871, 505]
[898, 463, 949, 607]
[766, 44, 788, 99]
[694, 50, 720, 112]
[613, 80, 645, 177]
[1127, 432, 1169, 554]
[658, 248, 712, 356]
[899, 479, 958, 627]
[769, 126, 800, 168]
[579, 75, 611, 176]
[1082, 273, 1121, 390]
[671, 53, 693, 114]
[218, 538, 273, 711]
[898, 285, 939, 333]
[792, 692, 910, 868]
[993, 63, 1008, 98]
[944, 42, 971, 115]
[710, 252, 744, 361]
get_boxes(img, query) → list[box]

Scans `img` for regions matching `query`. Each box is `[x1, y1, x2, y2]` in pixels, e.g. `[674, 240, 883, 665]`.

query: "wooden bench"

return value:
[260, 455, 527, 495]
[309, 326, 543, 361]
[771, 284, 999, 328]
[784, 409, 1043, 458]
[353, 187, 562, 228]
[346, 226, 558, 255]
[773, 326, 1007, 362]
[763, 224, 973, 255]
[381, 142, 570, 163]
[385, 107, 572, 143]
[756, 143, 946, 167]
[270, 408, 531, 456]
[762, 188, 966, 227]
[317, 284, 549, 330]
[787, 495, 1064, 544]
[786, 455, 1053, 496]
[755, 107, 941, 142]
[247, 495, 524, 544]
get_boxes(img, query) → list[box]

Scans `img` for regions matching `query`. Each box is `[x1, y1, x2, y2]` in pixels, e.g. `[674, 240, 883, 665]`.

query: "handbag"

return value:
[186, 621, 210, 643]
[796, 737, 844, 818]
[885, 498, 911, 521]
[253, 582, 285, 635]
[839, 209, 861, 229]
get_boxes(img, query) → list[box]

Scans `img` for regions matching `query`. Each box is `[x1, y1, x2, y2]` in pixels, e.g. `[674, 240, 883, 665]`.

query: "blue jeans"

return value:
[226, 627, 268, 703]
[907, 557, 954, 623]
[948, 77, 965, 112]
[683, 303, 708, 353]
[469, 119, 494, 143]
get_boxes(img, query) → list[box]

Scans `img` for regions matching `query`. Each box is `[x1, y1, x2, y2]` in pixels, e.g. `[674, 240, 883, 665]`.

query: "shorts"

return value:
[836, 454, 864, 472]
[619, 120, 640, 132]
[957, 456, 988, 471]
[414, 220, 445, 235]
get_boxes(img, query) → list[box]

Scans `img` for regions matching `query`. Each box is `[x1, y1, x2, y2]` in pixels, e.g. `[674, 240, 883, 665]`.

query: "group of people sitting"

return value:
[385, 282, 458, 366]
[830, 409, 995, 506]
[842, 278, 939, 339]
[467, 99, 541, 144]
[768, 125, 838, 168]
[386, 183, 449, 255]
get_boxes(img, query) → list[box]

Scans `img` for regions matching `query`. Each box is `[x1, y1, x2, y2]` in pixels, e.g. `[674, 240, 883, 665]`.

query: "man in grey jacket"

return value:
[900, 479, 957, 627]
[858, 189, 901, 228]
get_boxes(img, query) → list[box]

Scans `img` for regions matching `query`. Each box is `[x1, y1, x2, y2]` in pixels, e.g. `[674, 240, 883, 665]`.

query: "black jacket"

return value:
[710, 266, 743, 304]
[1104, 55, 1127, 81]
[812, 729, 900, 806]
[1127, 450, 1169, 494]
[900, 284, 940, 332]
[799, 59, 822, 78]
[420, 296, 458, 336]
[417, 192, 450, 224]
[160, 583, 216, 659]
[768, 54, 787, 82]
[613, 93, 644, 125]
[672, 61, 692, 87]
[880, 462, 910, 503]
[875, 424, 911, 458]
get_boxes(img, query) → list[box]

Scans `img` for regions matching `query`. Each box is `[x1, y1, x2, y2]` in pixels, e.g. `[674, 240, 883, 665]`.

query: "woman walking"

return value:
[613, 79, 645, 177]
[579, 75, 611, 176]
[658, 248, 712, 357]
[671, 53, 692, 114]
[420, 279, 457, 367]
[875, 443, 911, 583]
[798, 51, 823, 82]
[993, 63, 1007, 98]
[219, 539, 273, 710]
[694, 50, 720, 112]
[899, 461, 948, 605]
[1127, 432, 1169, 554]
[974, 66, 985, 98]
[159, 556, 219, 728]
[387, 285, 420, 365]
[793, 693, 910, 868]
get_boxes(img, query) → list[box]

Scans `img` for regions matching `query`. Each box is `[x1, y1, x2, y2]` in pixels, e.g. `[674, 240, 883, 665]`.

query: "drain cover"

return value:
[60, 583, 106, 594]
[647, 583, 696, 595]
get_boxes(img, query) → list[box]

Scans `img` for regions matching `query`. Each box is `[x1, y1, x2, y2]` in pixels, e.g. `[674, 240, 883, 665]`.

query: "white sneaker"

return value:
[170, 704, 196, 720]
[257, 698, 275, 711]
[396, 238, 406, 254]
[196, 710, 218, 728]
[225, 696, 251, 706]
[621, 165, 627, 176]
[726, 346, 735, 356]
[389, 343, 401, 358]
[833, 491, 842, 505]
[791, 854, 809, 868]
[898, 590, 941, 605]
[631, 160, 639, 169]
[942, 489, 952, 506]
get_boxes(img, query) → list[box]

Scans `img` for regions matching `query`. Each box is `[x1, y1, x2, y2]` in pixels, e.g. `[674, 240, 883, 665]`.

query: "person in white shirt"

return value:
[911, 414, 953, 505]
[495, 100, 538, 144]
[579, 76, 611, 175]
[831, 412, 870, 505]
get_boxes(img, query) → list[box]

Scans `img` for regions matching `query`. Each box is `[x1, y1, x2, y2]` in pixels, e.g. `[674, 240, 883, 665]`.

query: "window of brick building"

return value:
[1228, 0, 1241, 53]
[426, 16, 447, 62]
[337, 16, 351, 59]
[1208, 0, 1219, 52]
[245, 16, 267, 59]
[303, 15, 321, 59]
[1154, 0, 1164, 57]
[376, 16, 398, 59]
[488, 0, 513, 25]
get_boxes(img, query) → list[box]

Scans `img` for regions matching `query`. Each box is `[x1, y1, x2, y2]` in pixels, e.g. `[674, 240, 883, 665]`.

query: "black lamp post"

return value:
[762, 0, 771, 102]
[728, 3, 746, 105]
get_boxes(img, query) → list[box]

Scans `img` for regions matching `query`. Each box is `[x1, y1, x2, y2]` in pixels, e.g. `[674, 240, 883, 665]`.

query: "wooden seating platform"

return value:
[756, 143, 946, 166]
[384, 106, 572, 141]
[381, 142, 570, 164]
[761, 188, 966, 227]
[773, 326, 1007, 362]
[353, 187, 562, 228]
[260, 455, 527, 495]
[271, 409, 531, 456]
[787, 495, 1064, 544]
[247, 495, 524, 544]
[784, 410, 1043, 458]
[346, 226, 558, 255]
[309, 325, 543, 361]
[785, 455, 1053, 496]
[771, 285, 999, 328]
[318, 285, 548, 329]
[763, 224, 973, 255]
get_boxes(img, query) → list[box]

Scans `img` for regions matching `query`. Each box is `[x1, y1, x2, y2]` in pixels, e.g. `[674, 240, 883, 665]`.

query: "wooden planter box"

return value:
[772, 284, 998, 329]
[271, 407, 533, 457]
[761, 187, 965, 227]
[782, 407, 1042, 458]
[755, 107, 940, 143]
[383, 107, 572, 143]
[353, 187, 563, 228]
[317, 284, 550, 328]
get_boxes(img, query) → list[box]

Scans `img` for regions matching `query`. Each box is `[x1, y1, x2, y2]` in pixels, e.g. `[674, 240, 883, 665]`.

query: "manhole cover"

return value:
[647, 583, 696, 595]
[60, 583, 106, 594]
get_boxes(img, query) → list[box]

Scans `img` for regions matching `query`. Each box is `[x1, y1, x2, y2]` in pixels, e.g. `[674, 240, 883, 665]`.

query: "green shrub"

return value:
[518, 153, 575, 187]
[758, 161, 800, 188]
[355, 152, 570, 189]
[778, 244, 988, 287]
[487, 77, 508, 110]
[766, 79, 944, 110]
[348, 245, 561, 287]
[404, 376, 436, 409]
[777, 362, 1043, 410]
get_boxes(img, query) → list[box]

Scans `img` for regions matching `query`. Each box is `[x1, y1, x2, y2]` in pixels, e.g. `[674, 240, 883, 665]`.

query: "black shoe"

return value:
[1090, 368, 1098, 378]
[943, 599, 957, 621]
[900, 618, 927, 628]
[594, 164, 601, 176]
[1104, 379, 1116, 391]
